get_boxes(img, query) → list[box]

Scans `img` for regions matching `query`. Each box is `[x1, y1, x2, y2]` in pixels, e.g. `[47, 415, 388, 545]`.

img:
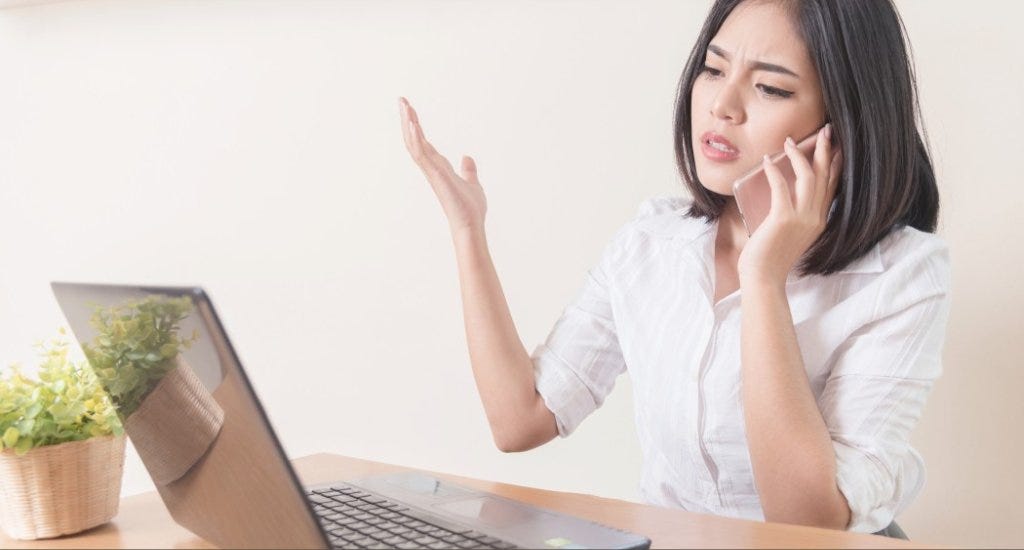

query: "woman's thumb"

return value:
[460, 155, 479, 184]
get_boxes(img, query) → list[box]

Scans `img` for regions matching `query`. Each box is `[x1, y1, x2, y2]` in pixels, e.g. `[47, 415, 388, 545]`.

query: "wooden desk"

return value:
[0, 453, 935, 549]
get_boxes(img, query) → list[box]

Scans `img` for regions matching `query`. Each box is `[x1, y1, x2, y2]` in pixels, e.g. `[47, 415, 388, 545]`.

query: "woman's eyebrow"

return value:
[707, 43, 800, 79]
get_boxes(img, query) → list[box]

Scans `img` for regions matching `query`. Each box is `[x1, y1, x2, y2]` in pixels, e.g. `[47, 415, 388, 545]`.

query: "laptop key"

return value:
[374, 520, 400, 531]
[402, 509, 479, 536]
[350, 536, 376, 547]
[358, 524, 385, 536]
[409, 524, 438, 535]
[340, 531, 365, 542]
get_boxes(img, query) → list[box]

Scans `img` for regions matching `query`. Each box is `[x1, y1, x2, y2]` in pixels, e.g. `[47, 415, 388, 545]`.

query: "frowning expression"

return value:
[690, 0, 828, 196]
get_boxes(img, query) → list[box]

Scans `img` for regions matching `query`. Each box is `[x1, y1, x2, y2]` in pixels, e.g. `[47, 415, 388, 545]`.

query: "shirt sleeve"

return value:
[530, 200, 659, 438]
[817, 236, 952, 533]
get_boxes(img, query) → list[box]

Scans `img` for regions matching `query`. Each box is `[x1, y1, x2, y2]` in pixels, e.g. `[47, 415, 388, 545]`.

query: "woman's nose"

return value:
[710, 83, 745, 124]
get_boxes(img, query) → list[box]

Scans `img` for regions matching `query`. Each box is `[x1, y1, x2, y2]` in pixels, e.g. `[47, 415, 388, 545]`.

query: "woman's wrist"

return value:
[451, 223, 487, 248]
[739, 272, 788, 298]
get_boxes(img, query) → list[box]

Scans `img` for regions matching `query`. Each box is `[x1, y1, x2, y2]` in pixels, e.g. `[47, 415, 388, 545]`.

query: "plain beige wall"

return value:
[0, 1, 1020, 547]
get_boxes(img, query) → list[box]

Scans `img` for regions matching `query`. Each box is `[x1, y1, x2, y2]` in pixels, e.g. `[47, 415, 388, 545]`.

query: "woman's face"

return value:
[690, 0, 827, 197]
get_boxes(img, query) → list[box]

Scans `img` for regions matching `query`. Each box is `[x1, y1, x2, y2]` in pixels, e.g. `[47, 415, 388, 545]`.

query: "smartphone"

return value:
[732, 126, 825, 236]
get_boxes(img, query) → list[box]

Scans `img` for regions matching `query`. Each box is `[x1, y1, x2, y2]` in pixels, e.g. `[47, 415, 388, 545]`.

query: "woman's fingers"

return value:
[762, 153, 794, 216]
[399, 97, 415, 154]
[400, 97, 434, 160]
[400, 99, 458, 182]
[783, 134, 816, 211]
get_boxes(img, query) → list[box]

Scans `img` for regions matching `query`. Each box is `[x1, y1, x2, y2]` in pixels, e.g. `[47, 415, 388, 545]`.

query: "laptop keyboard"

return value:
[307, 485, 519, 549]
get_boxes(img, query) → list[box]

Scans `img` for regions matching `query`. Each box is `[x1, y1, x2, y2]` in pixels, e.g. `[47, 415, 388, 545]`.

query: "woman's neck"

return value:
[717, 199, 750, 256]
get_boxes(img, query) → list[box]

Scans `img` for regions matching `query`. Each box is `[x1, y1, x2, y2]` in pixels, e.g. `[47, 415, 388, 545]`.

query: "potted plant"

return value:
[0, 331, 126, 540]
[82, 294, 224, 486]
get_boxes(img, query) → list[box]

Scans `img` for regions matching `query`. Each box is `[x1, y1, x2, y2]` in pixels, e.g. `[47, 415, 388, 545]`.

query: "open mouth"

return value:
[700, 132, 740, 161]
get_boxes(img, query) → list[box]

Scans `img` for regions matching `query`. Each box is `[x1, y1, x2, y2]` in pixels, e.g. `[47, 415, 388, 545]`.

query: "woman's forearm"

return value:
[739, 279, 851, 529]
[451, 227, 557, 452]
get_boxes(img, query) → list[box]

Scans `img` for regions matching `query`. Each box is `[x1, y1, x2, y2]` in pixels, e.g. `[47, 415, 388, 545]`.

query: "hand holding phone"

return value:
[732, 127, 826, 236]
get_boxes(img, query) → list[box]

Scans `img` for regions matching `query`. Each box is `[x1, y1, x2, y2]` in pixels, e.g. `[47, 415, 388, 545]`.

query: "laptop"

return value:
[51, 282, 652, 550]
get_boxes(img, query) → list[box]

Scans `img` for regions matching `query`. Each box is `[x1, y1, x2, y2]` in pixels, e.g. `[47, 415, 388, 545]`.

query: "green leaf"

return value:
[25, 402, 43, 419]
[17, 418, 35, 434]
[2, 427, 19, 448]
[14, 436, 33, 455]
[48, 402, 69, 421]
[159, 343, 178, 358]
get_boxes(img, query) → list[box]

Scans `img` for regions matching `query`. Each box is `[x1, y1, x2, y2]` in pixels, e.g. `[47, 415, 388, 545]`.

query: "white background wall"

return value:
[1, 1, 1020, 547]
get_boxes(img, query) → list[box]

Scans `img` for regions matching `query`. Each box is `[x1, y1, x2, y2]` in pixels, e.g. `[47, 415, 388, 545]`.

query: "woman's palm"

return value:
[399, 97, 487, 233]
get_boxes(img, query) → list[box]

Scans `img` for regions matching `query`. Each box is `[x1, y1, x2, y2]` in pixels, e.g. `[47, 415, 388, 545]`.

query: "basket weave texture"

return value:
[0, 434, 126, 540]
[124, 356, 224, 485]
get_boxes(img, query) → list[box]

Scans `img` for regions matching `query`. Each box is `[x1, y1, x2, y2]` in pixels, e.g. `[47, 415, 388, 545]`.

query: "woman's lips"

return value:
[700, 131, 740, 162]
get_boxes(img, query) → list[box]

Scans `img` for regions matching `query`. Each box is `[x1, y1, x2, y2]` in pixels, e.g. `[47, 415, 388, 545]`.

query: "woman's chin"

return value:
[695, 180, 736, 197]
[695, 167, 738, 196]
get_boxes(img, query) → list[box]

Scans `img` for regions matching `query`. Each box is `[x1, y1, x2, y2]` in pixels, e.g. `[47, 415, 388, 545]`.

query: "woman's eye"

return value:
[757, 84, 794, 99]
[700, 64, 722, 77]
[700, 63, 793, 99]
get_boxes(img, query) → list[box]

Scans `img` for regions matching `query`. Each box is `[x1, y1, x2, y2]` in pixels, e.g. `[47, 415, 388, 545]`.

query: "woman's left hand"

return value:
[737, 123, 843, 287]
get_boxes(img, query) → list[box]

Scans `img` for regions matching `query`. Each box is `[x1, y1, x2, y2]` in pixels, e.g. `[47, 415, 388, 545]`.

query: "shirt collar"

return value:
[639, 209, 885, 276]
[836, 244, 884, 274]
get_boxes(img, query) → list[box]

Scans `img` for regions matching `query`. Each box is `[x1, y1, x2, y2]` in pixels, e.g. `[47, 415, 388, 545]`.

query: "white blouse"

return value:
[531, 195, 952, 533]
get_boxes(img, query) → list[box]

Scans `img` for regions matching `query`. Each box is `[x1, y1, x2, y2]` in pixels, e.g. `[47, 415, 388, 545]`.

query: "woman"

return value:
[397, 0, 949, 539]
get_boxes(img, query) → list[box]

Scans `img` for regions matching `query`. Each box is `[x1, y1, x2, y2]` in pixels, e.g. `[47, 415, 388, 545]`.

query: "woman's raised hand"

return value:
[399, 97, 487, 235]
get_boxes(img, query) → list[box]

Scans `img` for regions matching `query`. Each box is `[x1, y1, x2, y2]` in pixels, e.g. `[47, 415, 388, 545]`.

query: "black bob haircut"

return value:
[673, 0, 940, 276]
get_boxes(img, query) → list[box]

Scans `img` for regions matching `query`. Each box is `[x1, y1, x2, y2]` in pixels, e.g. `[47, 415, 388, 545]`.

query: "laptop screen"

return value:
[51, 282, 329, 549]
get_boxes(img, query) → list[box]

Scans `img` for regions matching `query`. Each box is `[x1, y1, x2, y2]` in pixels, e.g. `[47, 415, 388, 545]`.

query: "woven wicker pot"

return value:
[123, 356, 224, 486]
[0, 434, 126, 540]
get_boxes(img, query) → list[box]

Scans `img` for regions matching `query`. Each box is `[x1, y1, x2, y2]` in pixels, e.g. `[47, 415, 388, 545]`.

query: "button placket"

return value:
[695, 310, 725, 508]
